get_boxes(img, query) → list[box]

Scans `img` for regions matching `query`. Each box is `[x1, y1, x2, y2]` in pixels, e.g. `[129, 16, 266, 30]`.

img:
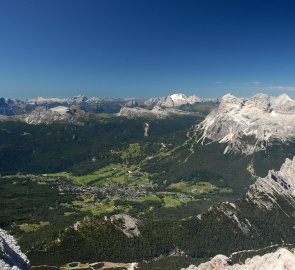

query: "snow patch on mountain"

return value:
[144, 93, 217, 108]
[49, 106, 69, 113]
[26, 96, 68, 105]
[144, 93, 200, 108]
[197, 93, 295, 154]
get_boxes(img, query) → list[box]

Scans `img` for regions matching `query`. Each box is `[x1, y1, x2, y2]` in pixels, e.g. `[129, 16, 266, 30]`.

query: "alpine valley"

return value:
[2, 92, 295, 270]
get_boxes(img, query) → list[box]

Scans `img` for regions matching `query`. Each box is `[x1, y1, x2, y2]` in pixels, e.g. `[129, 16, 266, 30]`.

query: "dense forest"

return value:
[1, 115, 295, 269]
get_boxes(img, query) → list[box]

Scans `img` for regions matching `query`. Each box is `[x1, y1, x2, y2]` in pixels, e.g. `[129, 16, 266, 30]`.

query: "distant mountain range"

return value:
[0, 93, 219, 116]
[3, 92, 295, 154]
[3, 92, 295, 155]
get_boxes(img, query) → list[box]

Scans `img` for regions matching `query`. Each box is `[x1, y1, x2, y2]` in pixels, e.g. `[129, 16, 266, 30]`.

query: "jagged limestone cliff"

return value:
[0, 228, 30, 270]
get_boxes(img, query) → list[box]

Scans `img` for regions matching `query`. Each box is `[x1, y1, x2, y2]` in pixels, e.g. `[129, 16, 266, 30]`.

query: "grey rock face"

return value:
[25, 105, 86, 125]
[110, 214, 140, 238]
[117, 106, 191, 118]
[181, 248, 295, 270]
[0, 98, 25, 116]
[246, 156, 295, 210]
[0, 229, 30, 270]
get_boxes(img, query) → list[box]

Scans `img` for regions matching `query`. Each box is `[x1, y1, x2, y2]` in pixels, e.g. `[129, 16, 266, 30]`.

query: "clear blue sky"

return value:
[1, 0, 295, 99]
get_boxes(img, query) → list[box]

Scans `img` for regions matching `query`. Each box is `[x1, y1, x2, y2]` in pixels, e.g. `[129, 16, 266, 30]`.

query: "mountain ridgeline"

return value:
[0, 93, 219, 117]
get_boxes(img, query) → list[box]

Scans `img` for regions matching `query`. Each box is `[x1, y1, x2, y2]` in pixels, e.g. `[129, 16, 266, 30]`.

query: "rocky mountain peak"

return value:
[170, 93, 187, 100]
[25, 105, 86, 125]
[219, 94, 244, 111]
[197, 93, 295, 154]
[272, 93, 295, 114]
[69, 95, 88, 104]
[144, 93, 203, 108]
[246, 93, 272, 112]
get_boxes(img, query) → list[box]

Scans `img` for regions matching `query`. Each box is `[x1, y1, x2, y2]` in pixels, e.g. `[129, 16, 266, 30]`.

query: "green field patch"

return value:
[63, 211, 76, 216]
[168, 181, 232, 195]
[120, 143, 142, 160]
[219, 187, 234, 193]
[136, 195, 162, 202]
[46, 172, 70, 178]
[64, 194, 99, 214]
[157, 142, 187, 158]
[19, 221, 50, 232]
[162, 197, 182, 208]
[46, 162, 151, 186]
[47, 170, 107, 185]
[81, 198, 116, 216]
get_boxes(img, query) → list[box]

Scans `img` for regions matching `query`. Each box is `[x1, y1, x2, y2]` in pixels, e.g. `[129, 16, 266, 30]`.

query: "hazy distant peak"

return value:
[144, 92, 203, 108]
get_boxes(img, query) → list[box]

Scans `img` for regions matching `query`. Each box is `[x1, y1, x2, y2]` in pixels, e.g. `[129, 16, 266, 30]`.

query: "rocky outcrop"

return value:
[110, 214, 140, 237]
[231, 156, 295, 219]
[0, 228, 30, 270]
[25, 106, 69, 124]
[246, 156, 295, 210]
[25, 105, 86, 125]
[117, 106, 191, 118]
[0, 98, 25, 116]
[181, 248, 295, 270]
[197, 93, 295, 154]
[209, 156, 295, 238]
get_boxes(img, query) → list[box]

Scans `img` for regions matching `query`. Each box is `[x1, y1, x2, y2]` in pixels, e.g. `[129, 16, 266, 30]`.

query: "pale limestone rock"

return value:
[247, 157, 295, 209]
[197, 93, 295, 154]
[110, 214, 140, 237]
[117, 106, 191, 118]
[0, 228, 30, 270]
[181, 248, 295, 270]
[25, 105, 85, 125]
